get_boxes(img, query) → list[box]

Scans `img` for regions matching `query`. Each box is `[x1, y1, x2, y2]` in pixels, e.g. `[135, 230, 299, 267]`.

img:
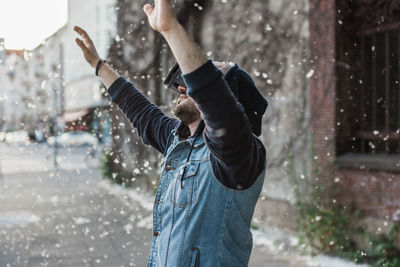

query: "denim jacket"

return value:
[148, 130, 266, 266]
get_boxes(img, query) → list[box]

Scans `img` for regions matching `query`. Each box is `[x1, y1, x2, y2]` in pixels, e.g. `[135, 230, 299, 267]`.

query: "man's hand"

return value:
[74, 26, 101, 68]
[143, 0, 207, 74]
[74, 25, 119, 88]
[143, 0, 179, 34]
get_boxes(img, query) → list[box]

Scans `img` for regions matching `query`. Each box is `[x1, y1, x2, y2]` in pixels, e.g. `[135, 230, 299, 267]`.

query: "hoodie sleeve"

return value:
[108, 77, 179, 155]
[183, 60, 266, 190]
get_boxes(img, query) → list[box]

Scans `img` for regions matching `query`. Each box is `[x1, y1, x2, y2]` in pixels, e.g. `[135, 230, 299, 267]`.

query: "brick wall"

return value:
[339, 170, 400, 220]
[309, 0, 337, 169]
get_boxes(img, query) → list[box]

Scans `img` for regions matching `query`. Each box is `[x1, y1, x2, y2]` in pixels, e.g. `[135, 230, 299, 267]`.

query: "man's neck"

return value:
[188, 119, 201, 137]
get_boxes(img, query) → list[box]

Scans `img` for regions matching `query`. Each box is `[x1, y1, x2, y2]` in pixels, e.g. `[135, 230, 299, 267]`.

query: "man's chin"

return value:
[177, 98, 187, 105]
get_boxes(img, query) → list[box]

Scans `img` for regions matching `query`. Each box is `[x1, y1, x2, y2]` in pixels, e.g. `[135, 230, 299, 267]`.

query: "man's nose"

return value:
[178, 85, 187, 94]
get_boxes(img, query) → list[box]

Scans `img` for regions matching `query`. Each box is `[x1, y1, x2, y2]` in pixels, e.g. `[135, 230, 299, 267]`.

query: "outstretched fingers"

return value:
[74, 26, 87, 37]
[74, 26, 94, 45]
[75, 38, 88, 53]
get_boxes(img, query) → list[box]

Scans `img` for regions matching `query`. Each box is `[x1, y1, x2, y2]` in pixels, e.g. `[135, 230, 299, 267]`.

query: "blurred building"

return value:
[0, 35, 65, 136]
[27, 27, 67, 138]
[107, 0, 400, 241]
[0, 0, 116, 140]
[0, 49, 28, 131]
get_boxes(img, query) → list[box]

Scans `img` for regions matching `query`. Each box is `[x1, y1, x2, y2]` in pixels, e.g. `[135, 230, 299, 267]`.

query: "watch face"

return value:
[163, 63, 186, 94]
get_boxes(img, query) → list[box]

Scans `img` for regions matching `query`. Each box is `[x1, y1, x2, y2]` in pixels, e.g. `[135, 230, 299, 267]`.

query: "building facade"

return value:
[0, 50, 29, 131]
[0, 27, 66, 136]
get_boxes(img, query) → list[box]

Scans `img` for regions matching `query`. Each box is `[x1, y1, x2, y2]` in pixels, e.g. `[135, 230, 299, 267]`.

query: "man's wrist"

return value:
[160, 22, 183, 41]
[95, 59, 107, 76]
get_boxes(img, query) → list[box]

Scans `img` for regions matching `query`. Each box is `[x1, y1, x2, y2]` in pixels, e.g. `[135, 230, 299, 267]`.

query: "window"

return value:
[359, 27, 400, 154]
[335, 0, 400, 171]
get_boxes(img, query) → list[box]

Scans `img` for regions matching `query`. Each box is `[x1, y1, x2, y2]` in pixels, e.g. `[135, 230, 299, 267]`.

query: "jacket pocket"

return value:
[189, 247, 200, 267]
[170, 161, 199, 208]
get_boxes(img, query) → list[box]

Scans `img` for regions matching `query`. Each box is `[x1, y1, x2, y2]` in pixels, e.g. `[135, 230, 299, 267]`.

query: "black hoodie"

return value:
[108, 60, 267, 189]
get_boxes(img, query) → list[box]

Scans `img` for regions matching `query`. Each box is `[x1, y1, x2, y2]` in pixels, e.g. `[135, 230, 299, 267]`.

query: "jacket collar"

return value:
[176, 120, 205, 139]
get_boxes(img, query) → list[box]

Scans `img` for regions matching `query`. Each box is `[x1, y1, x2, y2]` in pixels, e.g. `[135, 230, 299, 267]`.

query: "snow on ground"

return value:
[252, 225, 370, 267]
[308, 255, 370, 267]
[98, 180, 153, 211]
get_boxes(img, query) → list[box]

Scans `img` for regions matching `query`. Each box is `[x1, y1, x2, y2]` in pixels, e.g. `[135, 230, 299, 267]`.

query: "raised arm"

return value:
[143, 1, 266, 189]
[74, 26, 178, 154]
[143, 0, 207, 74]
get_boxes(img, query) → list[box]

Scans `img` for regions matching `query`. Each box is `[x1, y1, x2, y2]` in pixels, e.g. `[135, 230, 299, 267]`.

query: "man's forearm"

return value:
[98, 62, 120, 88]
[161, 24, 208, 75]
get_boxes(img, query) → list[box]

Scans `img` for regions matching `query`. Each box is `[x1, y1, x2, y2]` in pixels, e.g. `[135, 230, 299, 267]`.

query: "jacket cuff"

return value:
[107, 77, 130, 102]
[182, 60, 222, 96]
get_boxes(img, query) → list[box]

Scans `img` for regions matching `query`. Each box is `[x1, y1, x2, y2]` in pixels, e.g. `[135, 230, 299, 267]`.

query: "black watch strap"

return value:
[95, 59, 106, 76]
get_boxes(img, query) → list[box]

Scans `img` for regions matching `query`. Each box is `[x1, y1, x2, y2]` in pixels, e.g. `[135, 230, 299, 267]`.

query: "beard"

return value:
[173, 97, 201, 125]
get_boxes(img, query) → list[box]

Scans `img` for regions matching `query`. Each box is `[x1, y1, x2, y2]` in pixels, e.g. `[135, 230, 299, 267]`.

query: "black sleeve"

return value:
[183, 60, 266, 189]
[108, 77, 179, 155]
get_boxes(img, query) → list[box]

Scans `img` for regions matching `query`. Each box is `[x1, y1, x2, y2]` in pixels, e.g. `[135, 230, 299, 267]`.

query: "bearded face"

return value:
[173, 88, 201, 125]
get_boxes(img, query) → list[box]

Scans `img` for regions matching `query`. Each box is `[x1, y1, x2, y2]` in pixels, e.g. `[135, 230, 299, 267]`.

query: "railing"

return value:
[359, 22, 400, 154]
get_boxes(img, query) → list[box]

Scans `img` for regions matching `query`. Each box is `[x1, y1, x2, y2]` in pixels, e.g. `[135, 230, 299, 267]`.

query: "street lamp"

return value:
[50, 43, 65, 168]
[50, 115, 58, 168]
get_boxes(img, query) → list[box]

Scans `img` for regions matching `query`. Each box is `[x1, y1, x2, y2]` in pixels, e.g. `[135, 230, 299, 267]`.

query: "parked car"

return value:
[5, 131, 29, 144]
[47, 131, 98, 147]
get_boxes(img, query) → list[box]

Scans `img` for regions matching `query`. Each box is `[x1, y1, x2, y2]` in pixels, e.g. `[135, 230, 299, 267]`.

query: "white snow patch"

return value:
[252, 227, 298, 254]
[252, 226, 370, 267]
[124, 223, 133, 234]
[0, 212, 40, 228]
[307, 255, 370, 267]
[98, 180, 154, 211]
[73, 217, 91, 225]
[136, 215, 153, 229]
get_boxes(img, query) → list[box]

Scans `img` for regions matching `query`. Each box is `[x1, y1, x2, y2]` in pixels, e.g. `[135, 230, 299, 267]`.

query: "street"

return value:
[0, 143, 151, 266]
[0, 143, 354, 267]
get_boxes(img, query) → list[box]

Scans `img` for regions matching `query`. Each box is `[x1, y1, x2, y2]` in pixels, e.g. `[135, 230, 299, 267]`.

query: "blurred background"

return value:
[0, 0, 399, 266]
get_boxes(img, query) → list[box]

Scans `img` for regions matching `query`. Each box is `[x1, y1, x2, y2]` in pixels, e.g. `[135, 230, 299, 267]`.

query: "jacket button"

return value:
[165, 165, 173, 171]
[153, 231, 160, 237]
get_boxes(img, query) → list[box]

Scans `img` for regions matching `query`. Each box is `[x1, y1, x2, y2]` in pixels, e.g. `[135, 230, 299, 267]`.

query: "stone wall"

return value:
[199, 0, 311, 208]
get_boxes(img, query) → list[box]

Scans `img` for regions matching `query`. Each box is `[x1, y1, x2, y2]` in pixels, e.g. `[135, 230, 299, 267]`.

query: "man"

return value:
[74, 0, 268, 266]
